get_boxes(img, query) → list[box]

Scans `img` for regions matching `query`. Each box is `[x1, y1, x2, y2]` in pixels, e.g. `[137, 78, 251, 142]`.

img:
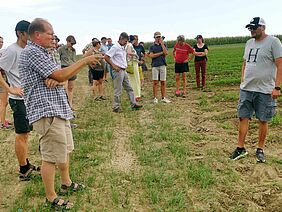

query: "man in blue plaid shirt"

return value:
[19, 18, 100, 209]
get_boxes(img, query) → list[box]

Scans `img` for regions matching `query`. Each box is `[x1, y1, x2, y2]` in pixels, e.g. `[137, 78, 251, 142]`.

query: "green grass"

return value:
[1, 43, 282, 211]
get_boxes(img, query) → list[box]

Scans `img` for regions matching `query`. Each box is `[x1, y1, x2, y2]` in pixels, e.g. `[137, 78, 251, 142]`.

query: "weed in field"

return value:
[186, 162, 215, 189]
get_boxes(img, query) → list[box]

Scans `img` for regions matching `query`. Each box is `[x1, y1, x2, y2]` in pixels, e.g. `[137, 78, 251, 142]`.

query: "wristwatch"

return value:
[274, 86, 281, 91]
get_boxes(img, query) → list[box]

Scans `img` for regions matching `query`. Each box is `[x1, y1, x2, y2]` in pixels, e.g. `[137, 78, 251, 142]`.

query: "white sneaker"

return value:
[161, 97, 171, 103]
[153, 98, 158, 104]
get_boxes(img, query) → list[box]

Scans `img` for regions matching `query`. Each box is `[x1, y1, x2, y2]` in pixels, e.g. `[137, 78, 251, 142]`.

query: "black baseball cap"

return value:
[15, 20, 30, 32]
[245, 17, 266, 28]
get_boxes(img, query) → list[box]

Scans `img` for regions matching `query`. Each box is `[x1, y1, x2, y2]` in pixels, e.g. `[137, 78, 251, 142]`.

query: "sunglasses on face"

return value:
[248, 25, 261, 31]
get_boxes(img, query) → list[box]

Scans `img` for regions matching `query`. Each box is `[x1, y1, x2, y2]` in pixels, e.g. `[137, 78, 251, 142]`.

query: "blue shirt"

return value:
[19, 41, 73, 124]
[149, 43, 167, 67]
[107, 44, 114, 50]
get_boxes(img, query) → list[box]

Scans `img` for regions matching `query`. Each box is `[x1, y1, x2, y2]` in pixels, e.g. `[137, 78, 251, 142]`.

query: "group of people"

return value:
[0, 16, 281, 210]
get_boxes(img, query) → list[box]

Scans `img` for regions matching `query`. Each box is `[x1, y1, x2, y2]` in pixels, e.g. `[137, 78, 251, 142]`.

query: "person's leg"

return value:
[99, 78, 104, 97]
[122, 71, 136, 105]
[175, 73, 180, 93]
[0, 91, 8, 126]
[160, 66, 167, 99]
[67, 80, 75, 109]
[113, 71, 123, 110]
[194, 61, 201, 88]
[93, 80, 100, 98]
[153, 80, 158, 98]
[152, 67, 159, 99]
[41, 160, 57, 201]
[258, 121, 268, 149]
[237, 118, 249, 148]
[161, 81, 166, 99]
[88, 69, 93, 86]
[182, 73, 187, 95]
[201, 60, 207, 88]
[58, 154, 72, 186]
[15, 133, 29, 166]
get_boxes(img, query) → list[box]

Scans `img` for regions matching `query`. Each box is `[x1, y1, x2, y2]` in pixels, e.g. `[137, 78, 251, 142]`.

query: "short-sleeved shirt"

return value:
[241, 35, 282, 94]
[19, 41, 73, 124]
[193, 44, 208, 62]
[106, 42, 127, 69]
[0, 49, 5, 57]
[90, 49, 105, 71]
[133, 44, 145, 61]
[149, 43, 167, 67]
[83, 42, 94, 53]
[126, 43, 138, 62]
[173, 43, 194, 63]
[100, 44, 108, 54]
[107, 44, 114, 50]
[0, 43, 23, 100]
[58, 45, 76, 67]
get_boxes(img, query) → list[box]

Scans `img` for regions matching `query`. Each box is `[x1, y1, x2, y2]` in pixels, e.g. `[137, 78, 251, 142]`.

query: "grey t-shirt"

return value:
[241, 35, 282, 94]
[0, 43, 23, 100]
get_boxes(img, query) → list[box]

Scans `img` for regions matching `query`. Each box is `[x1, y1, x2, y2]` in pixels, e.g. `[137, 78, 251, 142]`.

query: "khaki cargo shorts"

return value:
[32, 117, 74, 164]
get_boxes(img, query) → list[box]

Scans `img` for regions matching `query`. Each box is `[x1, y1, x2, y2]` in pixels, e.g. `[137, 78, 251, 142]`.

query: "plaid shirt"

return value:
[19, 41, 73, 124]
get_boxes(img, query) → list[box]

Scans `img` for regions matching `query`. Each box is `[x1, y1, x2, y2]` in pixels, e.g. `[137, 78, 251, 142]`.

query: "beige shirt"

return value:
[58, 45, 76, 67]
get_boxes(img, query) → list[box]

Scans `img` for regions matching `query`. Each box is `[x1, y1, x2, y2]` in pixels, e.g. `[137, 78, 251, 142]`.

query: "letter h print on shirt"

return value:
[247, 48, 260, 63]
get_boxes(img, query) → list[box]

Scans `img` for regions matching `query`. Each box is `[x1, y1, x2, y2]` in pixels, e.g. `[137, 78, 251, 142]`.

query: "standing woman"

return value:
[0, 36, 12, 129]
[193, 35, 209, 89]
[58, 35, 77, 109]
[173, 35, 194, 97]
[126, 35, 141, 101]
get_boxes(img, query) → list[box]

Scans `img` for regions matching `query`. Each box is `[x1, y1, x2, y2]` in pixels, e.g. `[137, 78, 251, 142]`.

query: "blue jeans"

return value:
[237, 89, 276, 122]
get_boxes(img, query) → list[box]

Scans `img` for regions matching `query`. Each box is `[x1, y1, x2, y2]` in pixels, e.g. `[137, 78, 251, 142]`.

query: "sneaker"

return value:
[229, 147, 248, 160]
[132, 104, 143, 110]
[153, 98, 158, 104]
[0, 123, 13, 129]
[99, 96, 107, 100]
[161, 97, 171, 103]
[256, 149, 266, 163]
[113, 108, 122, 113]
[95, 97, 102, 101]
[136, 97, 142, 102]
[71, 123, 78, 129]
[175, 90, 181, 97]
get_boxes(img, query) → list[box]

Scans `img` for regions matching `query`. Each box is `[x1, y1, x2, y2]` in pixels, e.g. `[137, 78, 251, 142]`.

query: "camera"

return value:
[162, 36, 165, 40]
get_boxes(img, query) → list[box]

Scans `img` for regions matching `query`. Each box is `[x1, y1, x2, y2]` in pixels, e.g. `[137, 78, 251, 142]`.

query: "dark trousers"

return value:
[194, 60, 207, 88]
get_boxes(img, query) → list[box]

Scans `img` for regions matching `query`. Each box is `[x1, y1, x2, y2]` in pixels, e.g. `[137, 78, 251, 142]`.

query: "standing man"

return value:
[100, 37, 109, 81]
[230, 17, 282, 162]
[19, 18, 100, 209]
[107, 38, 114, 50]
[173, 35, 195, 97]
[148, 32, 171, 103]
[58, 35, 77, 109]
[104, 32, 142, 113]
[0, 20, 40, 180]
[83, 38, 96, 86]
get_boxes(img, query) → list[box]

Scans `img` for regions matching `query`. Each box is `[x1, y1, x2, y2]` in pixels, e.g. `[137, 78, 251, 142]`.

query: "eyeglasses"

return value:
[248, 25, 261, 31]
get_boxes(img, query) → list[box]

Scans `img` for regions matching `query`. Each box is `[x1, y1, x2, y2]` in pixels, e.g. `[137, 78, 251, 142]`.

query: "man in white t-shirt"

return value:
[230, 17, 282, 163]
[104, 32, 142, 113]
[0, 20, 40, 180]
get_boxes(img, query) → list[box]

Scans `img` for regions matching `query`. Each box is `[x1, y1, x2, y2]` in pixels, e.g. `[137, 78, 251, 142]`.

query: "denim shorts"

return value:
[237, 90, 277, 122]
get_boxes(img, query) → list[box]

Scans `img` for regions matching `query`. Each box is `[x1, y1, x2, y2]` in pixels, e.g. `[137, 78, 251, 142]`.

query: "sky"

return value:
[0, 0, 281, 53]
